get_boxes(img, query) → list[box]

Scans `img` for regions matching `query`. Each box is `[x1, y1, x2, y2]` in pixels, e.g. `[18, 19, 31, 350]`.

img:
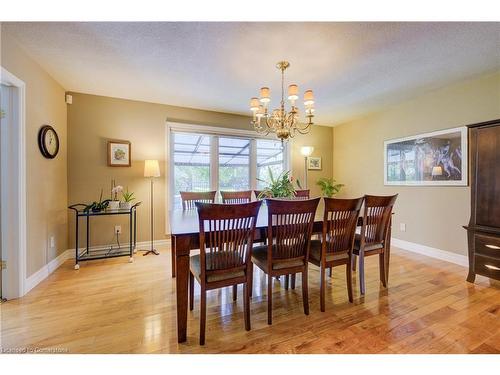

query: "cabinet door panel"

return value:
[475, 126, 500, 228]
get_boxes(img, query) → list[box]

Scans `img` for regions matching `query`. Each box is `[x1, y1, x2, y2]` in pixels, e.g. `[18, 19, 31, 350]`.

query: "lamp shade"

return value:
[144, 160, 160, 177]
[300, 146, 314, 157]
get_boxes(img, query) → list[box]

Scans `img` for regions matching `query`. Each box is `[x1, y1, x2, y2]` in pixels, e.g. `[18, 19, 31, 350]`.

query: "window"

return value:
[169, 124, 288, 208]
[172, 133, 211, 209]
[256, 139, 284, 189]
[218, 137, 250, 191]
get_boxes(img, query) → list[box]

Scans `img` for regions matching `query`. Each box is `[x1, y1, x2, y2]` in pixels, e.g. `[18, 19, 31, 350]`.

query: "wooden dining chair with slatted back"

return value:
[189, 200, 262, 345]
[308, 197, 364, 311]
[294, 189, 310, 200]
[220, 190, 253, 204]
[253, 190, 264, 200]
[180, 191, 217, 210]
[352, 194, 398, 295]
[251, 197, 320, 325]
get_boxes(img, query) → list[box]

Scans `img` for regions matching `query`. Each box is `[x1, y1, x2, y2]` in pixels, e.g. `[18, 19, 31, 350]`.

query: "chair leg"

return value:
[200, 286, 206, 345]
[359, 251, 365, 295]
[189, 272, 194, 311]
[233, 284, 238, 301]
[243, 283, 251, 331]
[320, 266, 326, 312]
[291, 274, 296, 290]
[346, 261, 353, 303]
[284, 274, 289, 290]
[352, 254, 357, 271]
[302, 268, 309, 315]
[267, 274, 273, 325]
[385, 245, 391, 285]
[379, 252, 387, 288]
[329, 267, 333, 277]
[249, 262, 254, 298]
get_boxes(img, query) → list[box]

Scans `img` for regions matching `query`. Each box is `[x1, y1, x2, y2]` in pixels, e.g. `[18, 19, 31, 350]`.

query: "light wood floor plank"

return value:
[1, 245, 499, 353]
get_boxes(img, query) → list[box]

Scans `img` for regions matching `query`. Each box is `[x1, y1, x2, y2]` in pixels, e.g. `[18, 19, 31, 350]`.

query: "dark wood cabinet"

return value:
[464, 119, 500, 283]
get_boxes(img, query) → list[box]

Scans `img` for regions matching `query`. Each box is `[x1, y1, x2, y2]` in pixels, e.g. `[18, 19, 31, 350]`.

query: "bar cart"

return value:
[68, 202, 141, 269]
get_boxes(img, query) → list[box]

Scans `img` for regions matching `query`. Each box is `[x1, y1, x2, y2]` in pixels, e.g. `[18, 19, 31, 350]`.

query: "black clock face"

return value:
[38, 125, 59, 159]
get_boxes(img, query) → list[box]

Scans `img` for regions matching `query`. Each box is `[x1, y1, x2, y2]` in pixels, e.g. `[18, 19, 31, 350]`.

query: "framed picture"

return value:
[307, 156, 322, 170]
[107, 140, 131, 167]
[384, 126, 467, 186]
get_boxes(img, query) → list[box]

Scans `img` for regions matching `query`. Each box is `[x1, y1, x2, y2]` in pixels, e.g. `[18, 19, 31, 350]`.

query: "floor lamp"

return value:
[143, 160, 160, 256]
[300, 146, 314, 189]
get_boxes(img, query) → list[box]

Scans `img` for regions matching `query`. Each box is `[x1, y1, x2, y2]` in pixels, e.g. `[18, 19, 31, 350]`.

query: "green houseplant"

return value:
[120, 188, 135, 210]
[84, 189, 110, 212]
[316, 177, 344, 198]
[257, 168, 302, 199]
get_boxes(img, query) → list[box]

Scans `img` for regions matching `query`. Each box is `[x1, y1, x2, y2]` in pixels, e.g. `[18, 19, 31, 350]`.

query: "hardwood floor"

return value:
[1, 245, 500, 353]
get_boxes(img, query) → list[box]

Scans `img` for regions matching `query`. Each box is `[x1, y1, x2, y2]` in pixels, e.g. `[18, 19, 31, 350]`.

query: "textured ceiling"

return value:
[3, 22, 499, 125]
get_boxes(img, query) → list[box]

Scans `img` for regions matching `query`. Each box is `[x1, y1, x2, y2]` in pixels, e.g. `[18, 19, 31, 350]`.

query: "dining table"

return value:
[169, 203, 392, 343]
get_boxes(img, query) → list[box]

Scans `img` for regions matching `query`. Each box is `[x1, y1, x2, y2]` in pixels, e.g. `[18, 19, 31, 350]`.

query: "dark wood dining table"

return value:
[169, 204, 392, 343]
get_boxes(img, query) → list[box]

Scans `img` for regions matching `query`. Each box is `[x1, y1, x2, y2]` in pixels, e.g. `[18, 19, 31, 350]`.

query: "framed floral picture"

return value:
[307, 156, 322, 170]
[107, 140, 131, 167]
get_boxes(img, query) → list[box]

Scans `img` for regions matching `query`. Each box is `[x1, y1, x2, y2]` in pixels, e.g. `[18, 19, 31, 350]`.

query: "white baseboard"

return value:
[391, 238, 468, 267]
[24, 248, 73, 295]
[24, 239, 171, 296]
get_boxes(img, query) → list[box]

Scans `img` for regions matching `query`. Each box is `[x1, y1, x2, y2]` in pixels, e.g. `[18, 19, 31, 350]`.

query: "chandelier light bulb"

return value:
[250, 97, 260, 111]
[260, 87, 270, 103]
[288, 84, 299, 101]
[304, 90, 314, 106]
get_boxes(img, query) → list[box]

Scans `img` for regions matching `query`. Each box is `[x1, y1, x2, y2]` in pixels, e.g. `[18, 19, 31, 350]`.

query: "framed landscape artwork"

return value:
[384, 126, 467, 186]
[307, 156, 322, 170]
[108, 140, 131, 167]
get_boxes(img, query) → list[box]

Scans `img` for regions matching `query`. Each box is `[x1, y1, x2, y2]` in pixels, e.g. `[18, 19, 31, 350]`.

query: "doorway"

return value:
[1, 67, 26, 300]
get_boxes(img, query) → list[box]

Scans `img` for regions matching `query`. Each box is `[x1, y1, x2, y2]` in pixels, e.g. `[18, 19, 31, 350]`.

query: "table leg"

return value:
[86, 215, 90, 254]
[171, 235, 177, 278]
[175, 235, 190, 343]
[75, 214, 79, 270]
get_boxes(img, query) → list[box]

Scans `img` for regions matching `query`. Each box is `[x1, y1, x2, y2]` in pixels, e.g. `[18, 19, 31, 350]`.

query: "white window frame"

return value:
[165, 121, 290, 232]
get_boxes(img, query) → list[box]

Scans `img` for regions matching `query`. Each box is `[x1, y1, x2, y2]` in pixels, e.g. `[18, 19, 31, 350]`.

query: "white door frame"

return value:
[1, 67, 27, 299]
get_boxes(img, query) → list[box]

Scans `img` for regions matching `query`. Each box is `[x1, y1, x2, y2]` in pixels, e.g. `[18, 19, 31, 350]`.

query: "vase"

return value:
[120, 202, 132, 210]
[108, 201, 120, 210]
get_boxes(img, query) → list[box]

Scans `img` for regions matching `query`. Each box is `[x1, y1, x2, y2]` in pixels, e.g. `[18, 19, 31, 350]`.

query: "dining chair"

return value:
[180, 191, 217, 210]
[253, 190, 264, 200]
[308, 197, 364, 311]
[251, 197, 320, 325]
[352, 194, 398, 295]
[189, 201, 262, 345]
[294, 189, 310, 200]
[221, 190, 253, 204]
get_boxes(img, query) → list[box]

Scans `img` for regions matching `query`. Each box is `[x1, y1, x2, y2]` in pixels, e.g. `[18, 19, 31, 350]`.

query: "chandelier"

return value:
[250, 60, 315, 142]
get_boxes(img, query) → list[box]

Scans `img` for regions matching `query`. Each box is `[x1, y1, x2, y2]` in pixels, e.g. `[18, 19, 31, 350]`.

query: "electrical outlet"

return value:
[50, 236, 55, 248]
[115, 225, 122, 234]
[399, 223, 406, 232]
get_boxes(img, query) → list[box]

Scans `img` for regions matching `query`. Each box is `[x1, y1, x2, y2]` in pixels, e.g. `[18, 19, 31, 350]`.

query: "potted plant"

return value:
[84, 189, 110, 213]
[316, 177, 344, 198]
[109, 181, 123, 210]
[120, 188, 135, 210]
[257, 168, 302, 199]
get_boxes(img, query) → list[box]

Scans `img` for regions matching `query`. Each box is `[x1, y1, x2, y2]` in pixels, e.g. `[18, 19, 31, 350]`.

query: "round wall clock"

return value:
[38, 125, 60, 159]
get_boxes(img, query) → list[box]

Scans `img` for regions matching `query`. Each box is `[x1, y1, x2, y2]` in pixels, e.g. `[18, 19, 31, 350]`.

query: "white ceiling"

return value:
[3, 22, 499, 125]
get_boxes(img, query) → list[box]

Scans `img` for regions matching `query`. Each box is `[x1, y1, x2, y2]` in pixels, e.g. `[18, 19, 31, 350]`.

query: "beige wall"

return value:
[67, 93, 334, 246]
[1, 30, 68, 277]
[333, 71, 500, 256]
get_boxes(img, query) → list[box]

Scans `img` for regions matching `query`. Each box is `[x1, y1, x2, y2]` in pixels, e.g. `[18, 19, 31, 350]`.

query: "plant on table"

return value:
[316, 177, 344, 198]
[85, 189, 110, 212]
[120, 188, 135, 209]
[257, 168, 302, 199]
